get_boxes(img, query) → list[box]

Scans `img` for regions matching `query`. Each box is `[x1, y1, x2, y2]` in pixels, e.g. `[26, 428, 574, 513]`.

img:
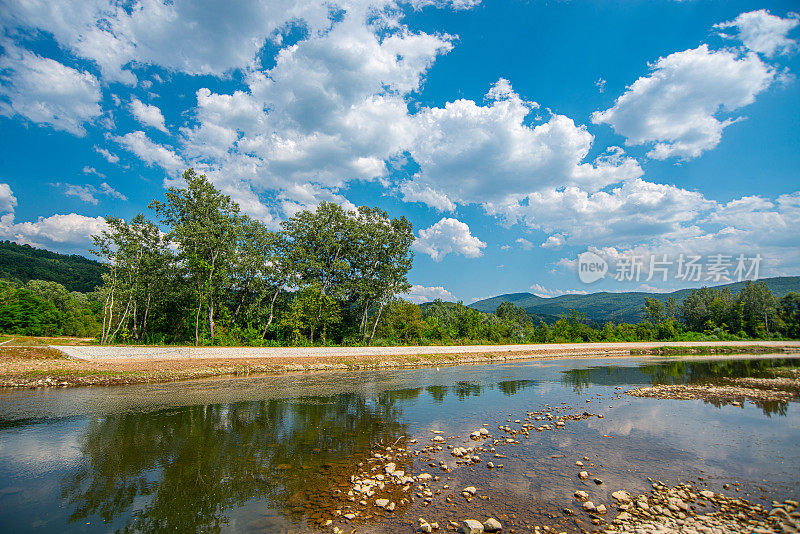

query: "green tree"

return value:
[151, 169, 240, 344]
[779, 292, 800, 338]
[734, 281, 778, 337]
[642, 297, 665, 323]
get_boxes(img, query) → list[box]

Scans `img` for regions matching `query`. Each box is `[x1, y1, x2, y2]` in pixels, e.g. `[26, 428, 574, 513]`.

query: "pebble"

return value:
[460, 519, 485, 534]
[483, 517, 502, 532]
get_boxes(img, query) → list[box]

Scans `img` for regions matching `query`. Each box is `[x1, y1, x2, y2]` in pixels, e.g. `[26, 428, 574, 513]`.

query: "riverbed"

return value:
[0, 355, 798, 533]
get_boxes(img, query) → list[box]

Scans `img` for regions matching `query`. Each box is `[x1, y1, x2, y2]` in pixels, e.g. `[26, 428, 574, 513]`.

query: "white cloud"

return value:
[82, 166, 106, 178]
[489, 179, 715, 253]
[515, 237, 534, 250]
[0, 0, 344, 84]
[552, 189, 800, 278]
[540, 233, 565, 249]
[592, 45, 776, 160]
[595, 77, 606, 93]
[112, 131, 184, 175]
[0, 212, 107, 250]
[94, 146, 120, 164]
[399, 181, 456, 212]
[0, 184, 18, 213]
[170, 7, 454, 221]
[715, 10, 799, 57]
[529, 283, 587, 298]
[61, 183, 99, 204]
[412, 217, 486, 261]
[129, 98, 167, 132]
[0, 45, 101, 135]
[56, 181, 128, 204]
[99, 182, 127, 201]
[401, 284, 456, 304]
[407, 80, 642, 208]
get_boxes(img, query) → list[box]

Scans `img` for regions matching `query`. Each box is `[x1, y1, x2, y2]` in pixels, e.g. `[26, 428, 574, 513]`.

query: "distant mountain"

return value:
[468, 276, 800, 324]
[0, 241, 105, 293]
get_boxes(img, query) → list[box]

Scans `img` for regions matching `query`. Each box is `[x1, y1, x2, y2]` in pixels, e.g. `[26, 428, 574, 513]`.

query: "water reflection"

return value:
[561, 357, 800, 416]
[0, 356, 797, 534]
[60, 394, 407, 532]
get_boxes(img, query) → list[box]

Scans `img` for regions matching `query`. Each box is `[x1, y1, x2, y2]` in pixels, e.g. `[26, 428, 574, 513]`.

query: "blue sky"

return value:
[0, 0, 798, 303]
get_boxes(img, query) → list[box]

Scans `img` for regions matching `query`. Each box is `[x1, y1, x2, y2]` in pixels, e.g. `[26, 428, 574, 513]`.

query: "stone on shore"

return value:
[483, 517, 502, 531]
[460, 519, 485, 534]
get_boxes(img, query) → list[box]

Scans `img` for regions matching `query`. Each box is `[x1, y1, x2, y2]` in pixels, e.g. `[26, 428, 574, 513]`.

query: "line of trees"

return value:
[0, 169, 798, 345]
[91, 169, 414, 346]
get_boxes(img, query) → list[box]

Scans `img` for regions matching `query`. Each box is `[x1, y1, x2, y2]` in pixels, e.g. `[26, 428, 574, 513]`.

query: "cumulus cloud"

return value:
[0, 184, 106, 250]
[112, 131, 184, 175]
[0, 0, 345, 84]
[0, 183, 18, 214]
[512, 179, 714, 247]
[715, 10, 799, 57]
[130, 98, 167, 132]
[0, 45, 101, 135]
[412, 217, 486, 261]
[0, 212, 107, 249]
[401, 284, 457, 304]
[592, 45, 776, 160]
[541, 233, 565, 249]
[552, 189, 800, 278]
[407, 79, 642, 207]
[399, 181, 456, 212]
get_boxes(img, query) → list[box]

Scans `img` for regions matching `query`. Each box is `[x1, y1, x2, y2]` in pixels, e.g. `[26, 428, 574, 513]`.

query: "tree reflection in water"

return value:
[61, 393, 408, 532]
[560, 357, 799, 416]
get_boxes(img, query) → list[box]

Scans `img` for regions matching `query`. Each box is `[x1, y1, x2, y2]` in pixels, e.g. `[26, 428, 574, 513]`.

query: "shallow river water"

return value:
[0, 355, 798, 533]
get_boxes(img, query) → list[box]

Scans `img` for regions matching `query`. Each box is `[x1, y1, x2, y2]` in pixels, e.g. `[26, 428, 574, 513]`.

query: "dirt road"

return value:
[57, 340, 800, 361]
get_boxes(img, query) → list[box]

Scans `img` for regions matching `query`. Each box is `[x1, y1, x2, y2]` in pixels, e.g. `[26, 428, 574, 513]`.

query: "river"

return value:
[0, 355, 798, 533]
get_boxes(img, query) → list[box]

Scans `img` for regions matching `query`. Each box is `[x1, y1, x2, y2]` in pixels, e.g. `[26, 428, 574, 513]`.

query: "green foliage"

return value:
[0, 240, 105, 292]
[0, 279, 100, 337]
[779, 292, 800, 339]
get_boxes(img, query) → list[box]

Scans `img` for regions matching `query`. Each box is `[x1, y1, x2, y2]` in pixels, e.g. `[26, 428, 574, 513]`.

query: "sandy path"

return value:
[56, 340, 800, 361]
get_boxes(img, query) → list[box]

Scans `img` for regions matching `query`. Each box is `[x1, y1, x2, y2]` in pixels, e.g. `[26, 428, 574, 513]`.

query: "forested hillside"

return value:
[469, 276, 800, 324]
[0, 241, 105, 292]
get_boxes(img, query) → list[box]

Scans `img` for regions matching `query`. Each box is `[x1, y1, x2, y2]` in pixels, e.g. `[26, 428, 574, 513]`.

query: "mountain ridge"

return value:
[467, 276, 800, 324]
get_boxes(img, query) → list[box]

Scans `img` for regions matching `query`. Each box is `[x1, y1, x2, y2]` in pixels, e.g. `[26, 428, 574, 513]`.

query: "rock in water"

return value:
[612, 490, 632, 503]
[375, 498, 389, 508]
[582, 501, 596, 512]
[460, 519, 485, 534]
[483, 517, 502, 531]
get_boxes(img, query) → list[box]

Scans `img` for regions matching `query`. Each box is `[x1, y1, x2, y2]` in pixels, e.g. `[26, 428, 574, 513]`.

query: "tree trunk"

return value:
[209, 296, 215, 339]
[108, 296, 132, 344]
[132, 300, 138, 342]
[368, 296, 387, 346]
[195, 292, 202, 346]
[359, 300, 370, 338]
[142, 290, 151, 342]
[261, 288, 280, 338]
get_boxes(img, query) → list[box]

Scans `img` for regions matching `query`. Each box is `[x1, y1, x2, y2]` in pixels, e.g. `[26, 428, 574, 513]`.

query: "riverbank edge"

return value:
[1, 343, 798, 389]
